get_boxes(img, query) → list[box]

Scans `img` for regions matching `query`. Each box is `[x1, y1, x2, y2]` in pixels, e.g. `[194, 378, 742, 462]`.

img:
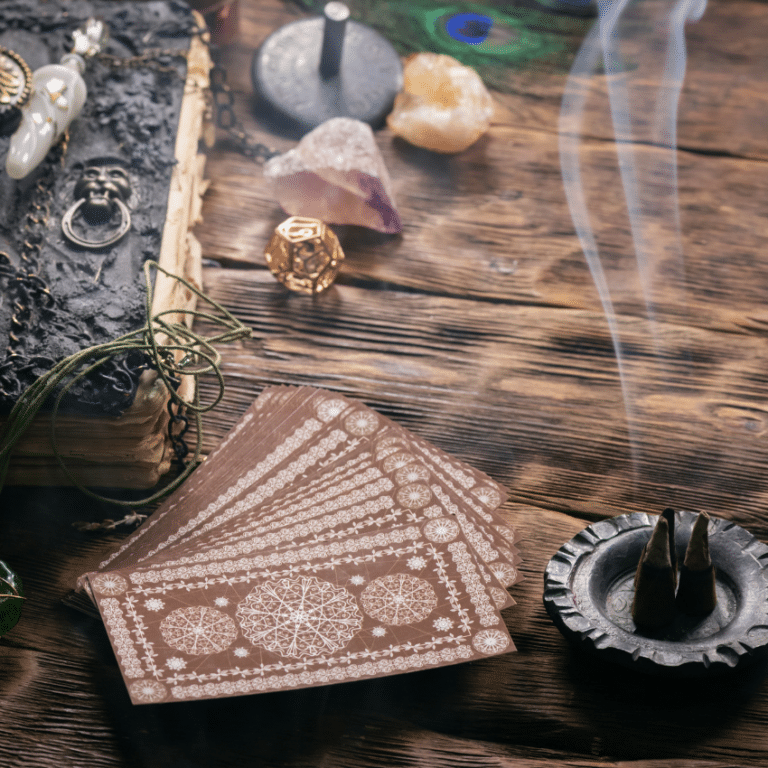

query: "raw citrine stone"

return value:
[387, 53, 494, 154]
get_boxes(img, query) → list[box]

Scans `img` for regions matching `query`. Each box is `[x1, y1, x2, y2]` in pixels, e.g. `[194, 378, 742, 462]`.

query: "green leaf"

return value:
[0, 560, 24, 637]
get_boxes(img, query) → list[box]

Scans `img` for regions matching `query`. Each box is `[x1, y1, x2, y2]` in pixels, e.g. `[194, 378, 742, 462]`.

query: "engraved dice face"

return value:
[264, 217, 344, 294]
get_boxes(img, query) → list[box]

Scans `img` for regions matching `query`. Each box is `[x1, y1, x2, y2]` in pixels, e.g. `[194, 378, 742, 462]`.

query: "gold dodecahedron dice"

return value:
[264, 217, 344, 294]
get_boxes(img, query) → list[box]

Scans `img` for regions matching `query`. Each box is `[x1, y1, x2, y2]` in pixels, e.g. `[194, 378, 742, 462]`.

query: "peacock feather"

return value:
[292, 0, 594, 92]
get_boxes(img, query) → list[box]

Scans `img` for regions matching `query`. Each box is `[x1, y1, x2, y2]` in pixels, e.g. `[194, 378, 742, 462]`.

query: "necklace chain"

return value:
[96, 25, 280, 164]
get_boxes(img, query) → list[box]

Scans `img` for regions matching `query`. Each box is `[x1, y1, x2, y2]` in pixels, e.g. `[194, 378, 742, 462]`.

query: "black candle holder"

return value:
[543, 510, 768, 676]
[252, 2, 402, 133]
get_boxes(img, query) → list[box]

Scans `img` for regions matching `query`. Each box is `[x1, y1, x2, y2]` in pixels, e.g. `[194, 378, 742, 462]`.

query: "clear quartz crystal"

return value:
[264, 118, 401, 234]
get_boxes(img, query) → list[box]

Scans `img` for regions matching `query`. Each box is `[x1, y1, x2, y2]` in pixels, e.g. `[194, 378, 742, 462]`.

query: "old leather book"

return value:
[0, 0, 210, 487]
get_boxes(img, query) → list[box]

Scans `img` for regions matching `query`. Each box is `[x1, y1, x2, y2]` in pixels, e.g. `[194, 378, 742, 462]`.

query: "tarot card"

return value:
[88, 523, 515, 705]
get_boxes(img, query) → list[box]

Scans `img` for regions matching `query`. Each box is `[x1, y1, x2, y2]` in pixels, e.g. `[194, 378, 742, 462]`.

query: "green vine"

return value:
[0, 260, 252, 509]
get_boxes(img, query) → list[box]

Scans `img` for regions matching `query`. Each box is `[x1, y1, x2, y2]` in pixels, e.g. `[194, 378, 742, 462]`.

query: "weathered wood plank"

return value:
[194, 267, 768, 535]
[200, 95, 768, 335]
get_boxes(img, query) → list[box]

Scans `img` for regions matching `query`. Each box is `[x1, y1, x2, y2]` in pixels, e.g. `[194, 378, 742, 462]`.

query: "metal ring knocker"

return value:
[62, 164, 132, 250]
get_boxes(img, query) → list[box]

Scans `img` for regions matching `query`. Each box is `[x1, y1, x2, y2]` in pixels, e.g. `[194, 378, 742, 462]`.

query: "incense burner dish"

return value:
[543, 511, 768, 676]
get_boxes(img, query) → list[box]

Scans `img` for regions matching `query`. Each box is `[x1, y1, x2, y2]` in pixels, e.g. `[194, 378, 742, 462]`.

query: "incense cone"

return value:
[676, 512, 717, 615]
[632, 516, 677, 629]
[661, 507, 678, 580]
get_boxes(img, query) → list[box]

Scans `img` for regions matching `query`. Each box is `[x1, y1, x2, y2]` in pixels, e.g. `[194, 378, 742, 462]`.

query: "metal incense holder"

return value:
[252, 2, 402, 133]
[544, 510, 768, 676]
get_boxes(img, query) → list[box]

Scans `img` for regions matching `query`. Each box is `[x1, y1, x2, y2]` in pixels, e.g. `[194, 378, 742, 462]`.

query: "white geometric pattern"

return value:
[376, 435, 407, 450]
[472, 486, 502, 508]
[394, 462, 430, 486]
[472, 629, 510, 655]
[375, 445, 401, 459]
[489, 562, 517, 587]
[236, 576, 362, 659]
[396, 483, 432, 508]
[423, 517, 460, 543]
[344, 410, 379, 436]
[91, 573, 128, 596]
[316, 398, 347, 422]
[494, 524, 516, 544]
[383, 452, 415, 472]
[361, 573, 437, 625]
[160, 607, 238, 655]
[490, 587, 509, 608]
[130, 680, 167, 703]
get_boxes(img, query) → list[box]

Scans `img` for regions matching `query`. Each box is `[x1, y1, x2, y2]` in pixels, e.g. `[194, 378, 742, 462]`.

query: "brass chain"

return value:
[1, 147, 60, 371]
[208, 64, 281, 162]
[96, 26, 280, 164]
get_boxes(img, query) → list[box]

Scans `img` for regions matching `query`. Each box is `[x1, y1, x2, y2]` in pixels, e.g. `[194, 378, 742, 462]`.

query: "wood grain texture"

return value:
[2, 0, 768, 765]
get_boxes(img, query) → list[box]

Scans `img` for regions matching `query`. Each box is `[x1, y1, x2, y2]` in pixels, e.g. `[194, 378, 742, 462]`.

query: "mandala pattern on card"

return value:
[489, 562, 517, 587]
[160, 607, 238, 655]
[316, 398, 347, 422]
[86, 388, 519, 706]
[395, 462, 430, 486]
[236, 576, 363, 658]
[495, 525, 516, 544]
[472, 485, 502, 509]
[130, 680, 168, 704]
[361, 574, 437, 625]
[431, 485, 499, 564]
[397, 483, 432, 509]
[377, 435, 407, 450]
[423, 517, 461, 543]
[344, 410, 379, 436]
[472, 629, 510, 654]
[383, 452, 415, 472]
[91, 573, 128, 596]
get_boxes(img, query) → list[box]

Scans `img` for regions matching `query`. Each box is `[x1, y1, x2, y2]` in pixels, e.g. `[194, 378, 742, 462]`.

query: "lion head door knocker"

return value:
[62, 163, 132, 250]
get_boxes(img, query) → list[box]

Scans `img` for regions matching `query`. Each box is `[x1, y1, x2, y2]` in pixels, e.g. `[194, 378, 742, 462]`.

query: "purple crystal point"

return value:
[264, 117, 402, 234]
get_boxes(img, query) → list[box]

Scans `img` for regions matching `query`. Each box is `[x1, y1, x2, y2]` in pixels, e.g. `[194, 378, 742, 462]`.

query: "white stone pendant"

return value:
[6, 58, 86, 179]
[6, 18, 107, 180]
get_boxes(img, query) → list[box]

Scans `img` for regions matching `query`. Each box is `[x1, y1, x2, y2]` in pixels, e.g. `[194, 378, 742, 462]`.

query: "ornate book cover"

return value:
[0, 0, 210, 486]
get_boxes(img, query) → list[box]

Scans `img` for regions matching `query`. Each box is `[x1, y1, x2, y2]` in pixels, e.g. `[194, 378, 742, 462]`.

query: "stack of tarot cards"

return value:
[80, 387, 521, 705]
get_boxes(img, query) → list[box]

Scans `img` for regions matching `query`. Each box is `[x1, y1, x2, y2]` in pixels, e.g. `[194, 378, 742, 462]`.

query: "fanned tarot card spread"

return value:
[81, 387, 521, 705]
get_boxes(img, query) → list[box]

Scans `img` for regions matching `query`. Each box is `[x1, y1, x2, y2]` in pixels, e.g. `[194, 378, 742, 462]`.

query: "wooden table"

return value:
[3, 0, 768, 765]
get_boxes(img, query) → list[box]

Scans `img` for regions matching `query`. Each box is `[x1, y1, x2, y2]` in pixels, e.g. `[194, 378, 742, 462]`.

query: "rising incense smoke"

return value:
[559, 0, 707, 488]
